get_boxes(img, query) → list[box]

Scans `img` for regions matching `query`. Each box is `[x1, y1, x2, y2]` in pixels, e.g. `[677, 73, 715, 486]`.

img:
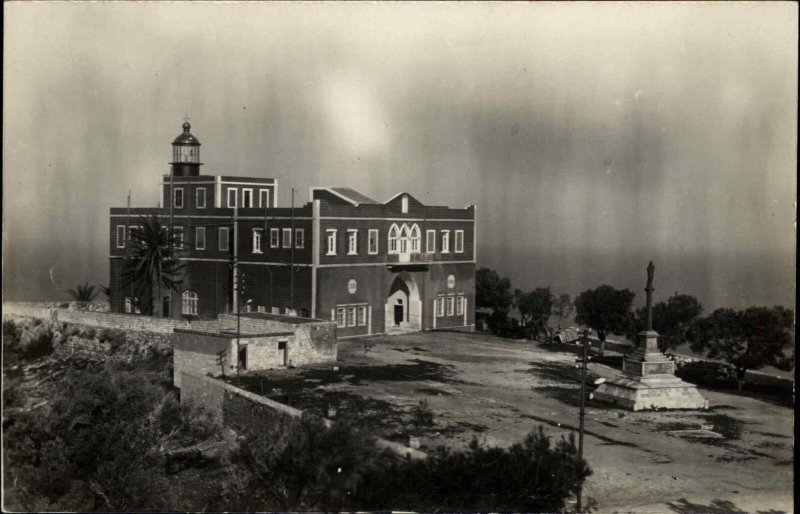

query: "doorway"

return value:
[162, 296, 170, 318]
[394, 299, 404, 325]
[385, 273, 421, 333]
[238, 345, 247, 371]
[278, 340, 288, 366]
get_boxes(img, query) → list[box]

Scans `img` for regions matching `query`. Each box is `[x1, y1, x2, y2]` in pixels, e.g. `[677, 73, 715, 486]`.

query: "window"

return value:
[282, 228, 292, 248]
[455, 230, 464, 253]
[388, 224, 399, 254]
[272, 307, 280, 315]
[227, 188, 238, 208]
[436, 296, 445, 317]
[441, 230, 450, 253]
[259, 189, 270, 208]
[295, 228, 305, 249]
[456, 295, 465, 315]
[347, 229, 358, 255]
[398, 226, 409, 254]
[326, 229, 337, 255]
[368, 229, 378, 254]
[447, 296, 455, 316]
[242, 188, 253, 208]
[128, 225, 139, 242]
[218, 227, 229, 251]
[335, 307, 346, 328]
[257, 305, 266, 313]
[196, 187, 206, 209]
[409, 224, 421, 253]
[252, 229, 263, 253]
[173, 226, 184, 248]
[426, 230, 436, 253]
[194, 227, 206, 250]
[401, 196, 409, 213]
[173, 187, 184, 208]
[182, 290, 198, 315]
[116, 225, 126, 248]
[357, 306, 367, 326]
[347, 307, 357, 327]
[270, 228, 280, 248]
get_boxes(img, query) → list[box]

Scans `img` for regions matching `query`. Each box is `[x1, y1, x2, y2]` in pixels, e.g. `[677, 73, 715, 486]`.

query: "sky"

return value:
[3, 1, 797, 312]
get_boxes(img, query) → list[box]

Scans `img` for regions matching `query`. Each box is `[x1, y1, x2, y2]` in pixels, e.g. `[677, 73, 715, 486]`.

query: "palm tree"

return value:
[121, 214, 185, 316]
[68, 283, 99, 302]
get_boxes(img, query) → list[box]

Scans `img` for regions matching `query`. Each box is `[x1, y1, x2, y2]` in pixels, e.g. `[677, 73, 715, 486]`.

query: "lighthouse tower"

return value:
[170, 121, 202, 177]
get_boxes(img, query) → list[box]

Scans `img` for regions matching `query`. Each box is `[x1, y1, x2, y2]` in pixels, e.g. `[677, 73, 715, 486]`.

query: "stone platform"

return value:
[593, 331, 708, 411]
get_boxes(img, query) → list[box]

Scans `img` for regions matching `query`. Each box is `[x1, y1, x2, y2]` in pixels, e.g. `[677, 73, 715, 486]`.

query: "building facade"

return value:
[109, 122, 476, 337]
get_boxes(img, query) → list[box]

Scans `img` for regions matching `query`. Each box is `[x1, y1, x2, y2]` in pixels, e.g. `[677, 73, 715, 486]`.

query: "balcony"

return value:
[386, 252, 432, 271]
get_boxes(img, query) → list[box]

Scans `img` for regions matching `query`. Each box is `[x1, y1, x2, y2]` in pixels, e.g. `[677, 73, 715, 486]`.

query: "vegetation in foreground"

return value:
[3, 315, 591, 512]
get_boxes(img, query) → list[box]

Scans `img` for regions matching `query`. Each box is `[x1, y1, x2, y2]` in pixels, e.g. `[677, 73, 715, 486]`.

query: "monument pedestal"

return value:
[593, 331, 708, 411]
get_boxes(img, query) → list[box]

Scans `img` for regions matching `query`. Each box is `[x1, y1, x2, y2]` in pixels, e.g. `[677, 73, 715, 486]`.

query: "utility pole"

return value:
[168, 164, 174, 319]
[576, 329, 590, 513]
[290, 187, 295, 311]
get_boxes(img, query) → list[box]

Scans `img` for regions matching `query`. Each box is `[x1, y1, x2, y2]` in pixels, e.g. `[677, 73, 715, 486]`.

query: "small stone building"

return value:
[173, 312, 336, 387]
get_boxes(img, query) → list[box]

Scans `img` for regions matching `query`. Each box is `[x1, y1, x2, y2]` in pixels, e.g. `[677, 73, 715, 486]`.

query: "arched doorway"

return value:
[385, 273, 421, 333]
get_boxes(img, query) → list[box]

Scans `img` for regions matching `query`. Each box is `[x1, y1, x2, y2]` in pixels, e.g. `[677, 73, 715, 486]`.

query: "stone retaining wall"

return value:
[3, 302, 189, 334]
[180, 370, 426, 460]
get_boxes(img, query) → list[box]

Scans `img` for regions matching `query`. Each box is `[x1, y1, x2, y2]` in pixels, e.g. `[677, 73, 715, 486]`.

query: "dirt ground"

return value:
[237, 331, 793, 513]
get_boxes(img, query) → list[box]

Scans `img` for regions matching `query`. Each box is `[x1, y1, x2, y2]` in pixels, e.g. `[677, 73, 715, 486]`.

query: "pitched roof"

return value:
[330, 187, 379, 205]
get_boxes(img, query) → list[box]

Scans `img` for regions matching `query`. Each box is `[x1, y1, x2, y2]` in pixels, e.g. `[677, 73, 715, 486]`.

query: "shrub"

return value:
[19, 324, 55, 360]
[675, 361, 737, 389]
[228, 417, 589, 513]
[356, 427, 590, 512]
[97, 328, 127, 350]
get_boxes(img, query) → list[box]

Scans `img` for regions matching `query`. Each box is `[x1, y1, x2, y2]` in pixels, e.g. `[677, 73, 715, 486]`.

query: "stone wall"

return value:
[3, 302, 189, 334]
[179, 370, 426, 460]
[57, 309, 189, 333]
[2, 303, 57, 321]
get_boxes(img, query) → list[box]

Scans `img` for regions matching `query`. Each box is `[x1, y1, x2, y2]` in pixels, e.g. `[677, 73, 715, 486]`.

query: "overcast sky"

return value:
[3, 2, 796, 312]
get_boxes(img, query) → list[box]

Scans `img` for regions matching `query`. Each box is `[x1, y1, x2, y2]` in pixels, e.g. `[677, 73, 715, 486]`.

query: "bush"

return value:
[227, 417, 590, 512]
[97, 328, 127, 350]
[357, 427, 590, 512]
[3, 361, 179, 511]
[675, 361, 737, 389]
[19, 324, 55, 360]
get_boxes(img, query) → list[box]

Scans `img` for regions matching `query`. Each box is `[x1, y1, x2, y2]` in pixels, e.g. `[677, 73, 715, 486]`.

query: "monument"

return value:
[592, 262, 708, 410]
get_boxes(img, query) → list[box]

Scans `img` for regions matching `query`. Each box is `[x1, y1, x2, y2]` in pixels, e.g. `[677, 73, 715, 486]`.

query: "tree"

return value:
[574, 285, 636, 353]
[475, 268, 513, 313]
[552, 294, 574, 329]
[515, 287, 554, 342]
[688, 306, 794, 390]
[635, 293, 703, 351]
[67, 283, 99, 302]
[121, 215, 185, 316]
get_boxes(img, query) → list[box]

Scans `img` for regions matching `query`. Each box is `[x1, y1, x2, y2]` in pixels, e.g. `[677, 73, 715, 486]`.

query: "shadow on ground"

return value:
[666, 497, 788, 514]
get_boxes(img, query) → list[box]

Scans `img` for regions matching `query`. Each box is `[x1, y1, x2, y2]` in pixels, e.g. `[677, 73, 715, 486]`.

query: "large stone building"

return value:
[109, 122, 476, 337]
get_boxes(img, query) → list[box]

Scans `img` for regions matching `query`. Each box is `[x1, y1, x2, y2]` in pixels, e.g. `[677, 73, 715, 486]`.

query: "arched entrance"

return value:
[385, 273, 422, 333]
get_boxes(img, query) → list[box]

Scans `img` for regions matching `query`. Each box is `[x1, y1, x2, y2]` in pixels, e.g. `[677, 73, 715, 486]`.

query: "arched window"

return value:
[124, 297, 132, 314]
[388, 224, 400, 254]
[399, 225, 410, 254]
[409, 224, 421, 253]
[182, 290, 198, 315]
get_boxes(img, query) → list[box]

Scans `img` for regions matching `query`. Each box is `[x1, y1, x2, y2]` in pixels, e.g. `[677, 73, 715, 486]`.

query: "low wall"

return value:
[180, 370, 426, 460]
[3, 302, 189, 334]
[2, 303, 57, 321]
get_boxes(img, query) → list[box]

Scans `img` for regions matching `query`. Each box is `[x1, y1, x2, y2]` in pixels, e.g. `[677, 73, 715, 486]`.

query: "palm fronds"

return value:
[68, 283, 99, 302]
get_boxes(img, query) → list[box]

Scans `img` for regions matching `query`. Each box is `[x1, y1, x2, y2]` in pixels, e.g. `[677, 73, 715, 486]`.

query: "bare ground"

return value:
[234, 331, 793, 513]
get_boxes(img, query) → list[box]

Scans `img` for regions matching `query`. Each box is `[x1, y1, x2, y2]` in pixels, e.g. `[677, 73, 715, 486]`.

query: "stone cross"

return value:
[645, 261, 655, 331]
